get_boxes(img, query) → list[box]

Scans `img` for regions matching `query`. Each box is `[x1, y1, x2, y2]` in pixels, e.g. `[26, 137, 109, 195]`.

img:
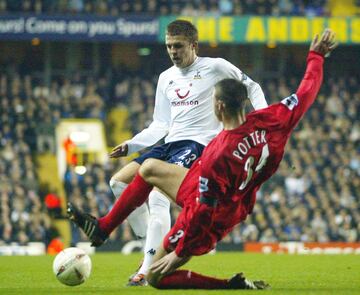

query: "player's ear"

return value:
[217, 100, 225, 113]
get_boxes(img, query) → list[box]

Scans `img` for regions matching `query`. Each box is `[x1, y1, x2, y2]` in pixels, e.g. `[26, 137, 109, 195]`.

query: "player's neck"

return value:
[222, 112, 246, 130]
[181, 55, 198, 69]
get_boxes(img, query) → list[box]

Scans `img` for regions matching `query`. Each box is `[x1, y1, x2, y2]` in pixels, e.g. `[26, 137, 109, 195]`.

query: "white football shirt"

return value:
[126, 56, 267, 154]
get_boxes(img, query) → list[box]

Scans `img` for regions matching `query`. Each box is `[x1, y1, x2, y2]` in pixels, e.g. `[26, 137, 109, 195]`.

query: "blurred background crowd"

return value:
[0, 0, 339, 17]
[0, 1, 359, 248]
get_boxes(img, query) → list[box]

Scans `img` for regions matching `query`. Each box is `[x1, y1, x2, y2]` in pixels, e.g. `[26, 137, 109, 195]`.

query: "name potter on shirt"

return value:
[232, 130, 267, 161]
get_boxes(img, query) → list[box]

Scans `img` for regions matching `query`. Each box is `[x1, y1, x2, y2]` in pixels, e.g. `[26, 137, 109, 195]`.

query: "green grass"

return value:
[0, 252, 359, 294]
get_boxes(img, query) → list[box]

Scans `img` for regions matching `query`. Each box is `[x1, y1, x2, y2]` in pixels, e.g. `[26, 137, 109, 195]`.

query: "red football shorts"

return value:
[163, 193, 214, 255]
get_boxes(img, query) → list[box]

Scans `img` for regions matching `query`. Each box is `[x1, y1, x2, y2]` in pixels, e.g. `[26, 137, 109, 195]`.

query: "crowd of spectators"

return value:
[0, 69, 109, 245]
[0, 56, 359, 247]
[0, 73, 50, 245]
[0, 0, 334, 17]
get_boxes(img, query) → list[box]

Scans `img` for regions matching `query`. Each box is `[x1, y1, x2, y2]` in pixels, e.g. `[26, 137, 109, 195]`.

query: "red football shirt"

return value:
[174, 51, 324, 257]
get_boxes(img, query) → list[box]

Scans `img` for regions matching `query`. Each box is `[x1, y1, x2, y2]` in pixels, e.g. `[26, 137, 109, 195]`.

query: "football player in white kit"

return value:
[106, 20, 267, 286]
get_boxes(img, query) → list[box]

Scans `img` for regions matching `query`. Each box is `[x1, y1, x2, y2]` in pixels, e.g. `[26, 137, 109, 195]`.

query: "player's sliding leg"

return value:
[147, 246, 269, 290]
[109, 178, 149, 239]
[101, 159, 186, 238]
[67, 159, 187, 247]
[153, 271, 269, 289]
[128, 190, 171, 286]
[110, 162, 149, 239]
[98, 173, 153, 235]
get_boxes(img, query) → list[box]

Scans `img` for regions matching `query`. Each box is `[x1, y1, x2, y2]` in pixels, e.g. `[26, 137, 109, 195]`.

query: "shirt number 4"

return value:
[239, 144, 269, 190]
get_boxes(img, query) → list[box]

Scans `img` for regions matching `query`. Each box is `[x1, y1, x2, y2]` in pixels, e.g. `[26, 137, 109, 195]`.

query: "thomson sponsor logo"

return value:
[172, 100, 199, 107]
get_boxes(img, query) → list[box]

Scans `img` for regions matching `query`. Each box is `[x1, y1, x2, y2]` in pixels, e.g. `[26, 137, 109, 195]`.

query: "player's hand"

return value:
[310, 28, 338, 57]
[109, 143, 128, 158]
[149, 251, 183, 275]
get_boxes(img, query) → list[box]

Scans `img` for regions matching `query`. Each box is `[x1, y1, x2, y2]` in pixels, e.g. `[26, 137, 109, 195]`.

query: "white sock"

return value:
[137, 190, 171, 275]
[109, 178, 149, 239]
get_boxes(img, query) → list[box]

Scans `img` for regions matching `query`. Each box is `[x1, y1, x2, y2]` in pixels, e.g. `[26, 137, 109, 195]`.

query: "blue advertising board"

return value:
[0, 15, 158, 42]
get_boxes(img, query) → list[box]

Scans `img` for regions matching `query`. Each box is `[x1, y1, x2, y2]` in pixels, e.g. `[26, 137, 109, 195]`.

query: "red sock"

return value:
[98, 173, 152, 235]
[157, 270, 228, 289]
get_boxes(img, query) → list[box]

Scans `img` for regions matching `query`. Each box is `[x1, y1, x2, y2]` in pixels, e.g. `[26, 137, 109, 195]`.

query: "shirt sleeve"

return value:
[175, 159, 228, 257]
[214, 58, 268, 110]
[275, 51, 324, 132]
[126, 74, 171, 155]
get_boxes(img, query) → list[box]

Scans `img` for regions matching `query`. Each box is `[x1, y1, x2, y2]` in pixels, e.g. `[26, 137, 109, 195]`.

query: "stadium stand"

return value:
[0, 0, 333, 16]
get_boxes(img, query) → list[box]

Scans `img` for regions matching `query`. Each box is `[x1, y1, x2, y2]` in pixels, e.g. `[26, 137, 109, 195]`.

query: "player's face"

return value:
[166, 34, 197, 68]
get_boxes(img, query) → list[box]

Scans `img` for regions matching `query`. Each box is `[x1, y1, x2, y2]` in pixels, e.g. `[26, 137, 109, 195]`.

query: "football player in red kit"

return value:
[68, 29, 337, 289]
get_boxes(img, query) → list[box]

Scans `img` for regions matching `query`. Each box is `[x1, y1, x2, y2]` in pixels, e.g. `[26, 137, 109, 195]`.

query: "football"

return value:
[53, 247, 92, 286]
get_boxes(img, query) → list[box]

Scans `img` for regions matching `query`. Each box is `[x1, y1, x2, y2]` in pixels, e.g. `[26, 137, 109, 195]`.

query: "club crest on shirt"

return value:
[193, 70, 202, 79]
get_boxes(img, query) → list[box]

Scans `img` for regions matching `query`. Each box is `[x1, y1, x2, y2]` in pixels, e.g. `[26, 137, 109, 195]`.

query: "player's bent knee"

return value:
[139, 159, 162, 180]
[109, 177, 117, 190]
[111, 162, 139, 183]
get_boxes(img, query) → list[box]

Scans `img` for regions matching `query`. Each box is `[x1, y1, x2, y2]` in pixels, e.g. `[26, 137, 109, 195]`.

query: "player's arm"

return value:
[215, 58, 267, 110]
[278, 29, 337, 130]
[110, 75, 171, 158]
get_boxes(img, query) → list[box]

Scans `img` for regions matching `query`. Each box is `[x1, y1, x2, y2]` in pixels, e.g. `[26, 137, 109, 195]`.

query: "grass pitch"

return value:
[0, 252, 359, 295]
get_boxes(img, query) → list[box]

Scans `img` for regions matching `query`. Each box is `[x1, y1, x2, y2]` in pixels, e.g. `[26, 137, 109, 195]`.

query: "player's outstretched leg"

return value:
[150, 269, 269, 290]
[67, 202, 108, 247]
